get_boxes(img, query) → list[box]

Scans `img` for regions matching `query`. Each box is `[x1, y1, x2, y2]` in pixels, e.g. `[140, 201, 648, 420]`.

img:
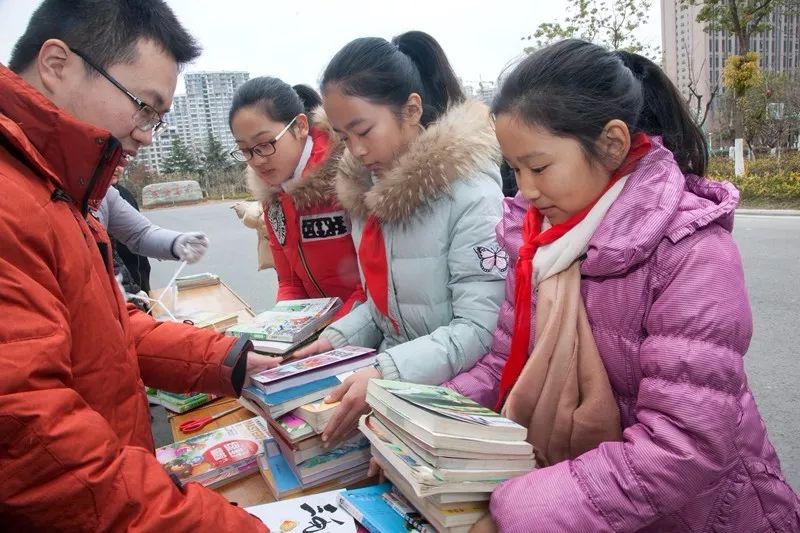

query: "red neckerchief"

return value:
[497, 133, 652, 408]
[358, 215, 400, 334]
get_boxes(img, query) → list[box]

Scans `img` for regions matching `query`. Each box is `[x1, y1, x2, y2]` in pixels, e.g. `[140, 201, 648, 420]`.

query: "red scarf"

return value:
[497, 134, 652, 408]
[359, 216, 400, 333]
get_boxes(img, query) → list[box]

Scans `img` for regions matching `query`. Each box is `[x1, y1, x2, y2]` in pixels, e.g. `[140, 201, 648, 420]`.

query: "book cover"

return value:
[367, 380, 528, 443]
[257, 453, 370, 501]
[294, 436, 371, 484]
[227, 297, 341, 342]
[337, 483, 408, 533]
[251, 346, 375, 394]
[156, 417, 269, 487]
[245, 489, 356, 533]
[242, 376, 341, 418]
[293, 400, 340, 433]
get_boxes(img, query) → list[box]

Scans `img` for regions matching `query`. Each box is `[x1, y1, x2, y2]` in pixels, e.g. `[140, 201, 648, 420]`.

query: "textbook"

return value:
[145, 387, 215, 414]
[226, 297, 341, 343]
[292, 400, 340, 434]
[336, 483, 409, 533]
[156, 417, 271, 488]
[257, 451, 370, 501]
[367, 379, 528, 442]
[250, 346, 375, 395]
[240, 375, 341, 419]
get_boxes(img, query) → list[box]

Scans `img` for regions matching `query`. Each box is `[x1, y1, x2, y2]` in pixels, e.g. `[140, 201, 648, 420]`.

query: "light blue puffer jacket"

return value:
[321, 100, 506, 385]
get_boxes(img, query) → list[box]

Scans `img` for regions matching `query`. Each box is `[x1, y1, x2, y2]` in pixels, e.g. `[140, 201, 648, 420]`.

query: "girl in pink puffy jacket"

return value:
[448, 40, 799, 532]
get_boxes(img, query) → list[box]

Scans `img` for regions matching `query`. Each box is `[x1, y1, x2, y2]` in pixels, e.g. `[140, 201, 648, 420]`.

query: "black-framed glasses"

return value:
[229, 115, 298, 162]
[70, 47, 167, 136]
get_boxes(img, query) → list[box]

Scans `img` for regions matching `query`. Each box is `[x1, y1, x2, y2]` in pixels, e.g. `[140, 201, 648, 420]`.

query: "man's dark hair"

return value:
[9, 0, 202, 74]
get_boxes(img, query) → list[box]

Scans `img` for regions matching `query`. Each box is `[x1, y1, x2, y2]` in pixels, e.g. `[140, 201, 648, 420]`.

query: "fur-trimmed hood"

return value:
[335, 99, 500, 223]
[245, 107, 344, 210]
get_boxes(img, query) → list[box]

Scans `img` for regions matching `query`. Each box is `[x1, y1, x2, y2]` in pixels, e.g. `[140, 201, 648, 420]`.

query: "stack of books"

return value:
[359, 380, 535, 532]
[238, 346, 378, 499]
[156, 417, 275, 489]
[146, 387, 216, 413]
[226, 297, 342, 355]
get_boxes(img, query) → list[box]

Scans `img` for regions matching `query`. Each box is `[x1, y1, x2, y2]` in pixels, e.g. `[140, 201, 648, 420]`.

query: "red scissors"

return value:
[179, 405, 243, 433]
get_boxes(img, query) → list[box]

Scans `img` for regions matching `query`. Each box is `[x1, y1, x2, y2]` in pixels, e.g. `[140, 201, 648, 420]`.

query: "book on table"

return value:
[226, 297, 342, 343]
[257, 451, 370, 501]
[155, 417, 272, 489]
[336, 483, 411, 533]
[145, 387, 216, 414]
[250, 346, 375, 395]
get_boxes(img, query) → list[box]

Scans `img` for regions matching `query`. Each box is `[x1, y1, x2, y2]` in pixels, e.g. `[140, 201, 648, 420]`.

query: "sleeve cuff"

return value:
[320, 328, 349, 348]
[227, 336, 252, 396]
[376, 352, 400, 381]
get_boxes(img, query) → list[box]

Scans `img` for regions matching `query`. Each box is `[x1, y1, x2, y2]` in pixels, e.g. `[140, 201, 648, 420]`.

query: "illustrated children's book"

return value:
[155, 417, 270, 487]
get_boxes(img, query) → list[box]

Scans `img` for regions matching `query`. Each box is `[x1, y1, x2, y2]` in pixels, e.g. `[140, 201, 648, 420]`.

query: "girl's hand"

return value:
[292, 337, 333, 359]
[244, 352, 282, 388]
[321, 366, 381, 447]
[469, 513, 498, 533]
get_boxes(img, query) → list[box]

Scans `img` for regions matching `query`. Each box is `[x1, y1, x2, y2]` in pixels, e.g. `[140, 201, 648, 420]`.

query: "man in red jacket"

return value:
[0, 1, 277, 530]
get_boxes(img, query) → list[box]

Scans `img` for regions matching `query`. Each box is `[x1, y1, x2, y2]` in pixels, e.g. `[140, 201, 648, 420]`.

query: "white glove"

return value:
[172, 232, 209, 264]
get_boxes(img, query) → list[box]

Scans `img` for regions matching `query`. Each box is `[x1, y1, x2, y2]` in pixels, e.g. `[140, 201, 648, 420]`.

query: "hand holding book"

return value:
[292, 337, 333, 359]
[245, 352, 282, 387]
[321, 365, 381, 448]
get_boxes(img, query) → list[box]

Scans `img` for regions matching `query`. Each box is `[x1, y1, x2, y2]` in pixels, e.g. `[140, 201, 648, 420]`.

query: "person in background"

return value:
[0, 1, 276, 529]
[96, 165, 210, 294]
[231, 199, 274, 271]
[228, 78, 362, 314]
[295, 31, 506, 447]
[445, 39, 800, 533]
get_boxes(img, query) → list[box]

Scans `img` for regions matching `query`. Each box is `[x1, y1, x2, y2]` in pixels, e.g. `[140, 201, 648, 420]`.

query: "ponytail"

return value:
[614, 51, 707, 175]
[292, 84, 322, 115]
[494, 39, 707, 176]
[229, 77, 319, 128]
[322, 30, 463, 126]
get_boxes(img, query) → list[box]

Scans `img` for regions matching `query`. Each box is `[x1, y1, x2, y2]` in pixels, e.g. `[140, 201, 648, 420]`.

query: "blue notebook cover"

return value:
[266, 452, 302, 494]
[244, 375, 340, 406]
[337, 483, 407, 533]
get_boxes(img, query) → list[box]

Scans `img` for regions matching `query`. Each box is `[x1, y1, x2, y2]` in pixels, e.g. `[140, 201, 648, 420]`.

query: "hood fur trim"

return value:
[335, 99, 500, 223]
[245, 107, 343, 210]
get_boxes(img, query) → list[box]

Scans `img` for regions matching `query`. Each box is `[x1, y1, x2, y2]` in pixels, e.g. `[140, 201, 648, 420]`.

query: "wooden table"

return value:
[168, 397, 275, 507]
[150, 280, 256, 326]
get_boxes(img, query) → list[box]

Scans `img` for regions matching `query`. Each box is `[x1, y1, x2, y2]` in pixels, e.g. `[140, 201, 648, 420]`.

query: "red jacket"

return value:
[247, 123, 363, 314]
[0, 66, 267, 531]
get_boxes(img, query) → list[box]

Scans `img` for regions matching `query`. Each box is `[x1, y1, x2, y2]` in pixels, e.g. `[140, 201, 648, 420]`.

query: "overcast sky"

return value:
[0, 0, 662, 94]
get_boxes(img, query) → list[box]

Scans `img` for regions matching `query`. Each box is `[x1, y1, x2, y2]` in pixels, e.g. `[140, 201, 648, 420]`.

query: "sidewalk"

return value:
[737, 208, 800, 216]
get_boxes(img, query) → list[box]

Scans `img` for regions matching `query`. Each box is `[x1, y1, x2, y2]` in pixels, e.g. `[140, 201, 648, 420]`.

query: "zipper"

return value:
[297, 242, 326, 297]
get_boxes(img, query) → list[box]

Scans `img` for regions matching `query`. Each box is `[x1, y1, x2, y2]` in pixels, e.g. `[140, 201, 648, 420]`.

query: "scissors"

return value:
[179, 405, 243, 433]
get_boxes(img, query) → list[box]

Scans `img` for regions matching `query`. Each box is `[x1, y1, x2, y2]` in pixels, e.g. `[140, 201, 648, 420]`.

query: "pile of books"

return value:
[156, 416, 275, 489]
[146, 387, 216, 413]
[358, 380, 535, 532]
[239, 346, 378, 499]
[226, 297, 342, 355]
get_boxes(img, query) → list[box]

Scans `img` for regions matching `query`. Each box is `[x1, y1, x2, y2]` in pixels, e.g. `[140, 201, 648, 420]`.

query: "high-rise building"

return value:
[661, 1, 800, 123]
[135, 71, 249, 173]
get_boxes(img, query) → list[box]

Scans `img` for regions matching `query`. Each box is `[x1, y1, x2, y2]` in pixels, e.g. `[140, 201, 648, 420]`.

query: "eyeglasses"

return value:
[70, 47, 167, 136]
[229, 116, 298, 162]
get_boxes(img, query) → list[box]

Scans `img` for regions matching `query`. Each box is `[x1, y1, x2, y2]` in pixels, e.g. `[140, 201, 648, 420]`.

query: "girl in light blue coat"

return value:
[296, 31, 507, 445]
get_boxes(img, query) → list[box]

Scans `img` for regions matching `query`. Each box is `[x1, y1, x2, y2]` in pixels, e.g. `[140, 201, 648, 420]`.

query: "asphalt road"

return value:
[147, 202, 800, 490]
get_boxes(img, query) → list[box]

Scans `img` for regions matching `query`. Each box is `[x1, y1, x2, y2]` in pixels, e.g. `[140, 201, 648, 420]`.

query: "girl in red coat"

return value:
[229, 79, 362, 310]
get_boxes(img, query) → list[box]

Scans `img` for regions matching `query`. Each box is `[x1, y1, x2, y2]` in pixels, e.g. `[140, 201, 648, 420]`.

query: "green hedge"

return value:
[707, 153, 800, 208]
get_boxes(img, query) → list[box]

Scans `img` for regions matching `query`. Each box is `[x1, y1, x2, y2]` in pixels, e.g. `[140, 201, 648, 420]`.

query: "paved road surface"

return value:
[147, 203, 800, 489]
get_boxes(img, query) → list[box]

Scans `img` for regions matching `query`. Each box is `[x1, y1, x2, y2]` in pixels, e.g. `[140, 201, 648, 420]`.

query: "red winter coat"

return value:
[0, 66, 267, 532]
[246, 120, 363, 314]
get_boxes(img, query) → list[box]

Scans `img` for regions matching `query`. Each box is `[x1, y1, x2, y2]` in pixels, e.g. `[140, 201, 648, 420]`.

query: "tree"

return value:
[523, 0, 657, 58]
[722, 51, 763, 138]
[683, 40, 720, 128]
[202, 130, 231, 175]
[680, 0, 796, 55]
[121, 160, 159, 204]
[162, 137, 197, 175]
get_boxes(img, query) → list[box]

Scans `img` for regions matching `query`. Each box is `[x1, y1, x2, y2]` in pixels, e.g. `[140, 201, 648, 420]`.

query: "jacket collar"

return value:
[246, 108, 344, 211]
[583, 136, 739, 277]
[335, 99, 500, 223]
[0, 64, 121, 215]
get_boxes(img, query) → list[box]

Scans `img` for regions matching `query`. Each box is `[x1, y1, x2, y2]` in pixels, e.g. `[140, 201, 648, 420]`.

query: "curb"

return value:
[737, 209, 800, 217]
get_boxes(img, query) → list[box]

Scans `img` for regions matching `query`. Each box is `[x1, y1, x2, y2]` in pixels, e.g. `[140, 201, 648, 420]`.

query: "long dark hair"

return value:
[321, 30, 464, 126]
[228, 77, 321, 128]
[493, 39, 707, 176]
